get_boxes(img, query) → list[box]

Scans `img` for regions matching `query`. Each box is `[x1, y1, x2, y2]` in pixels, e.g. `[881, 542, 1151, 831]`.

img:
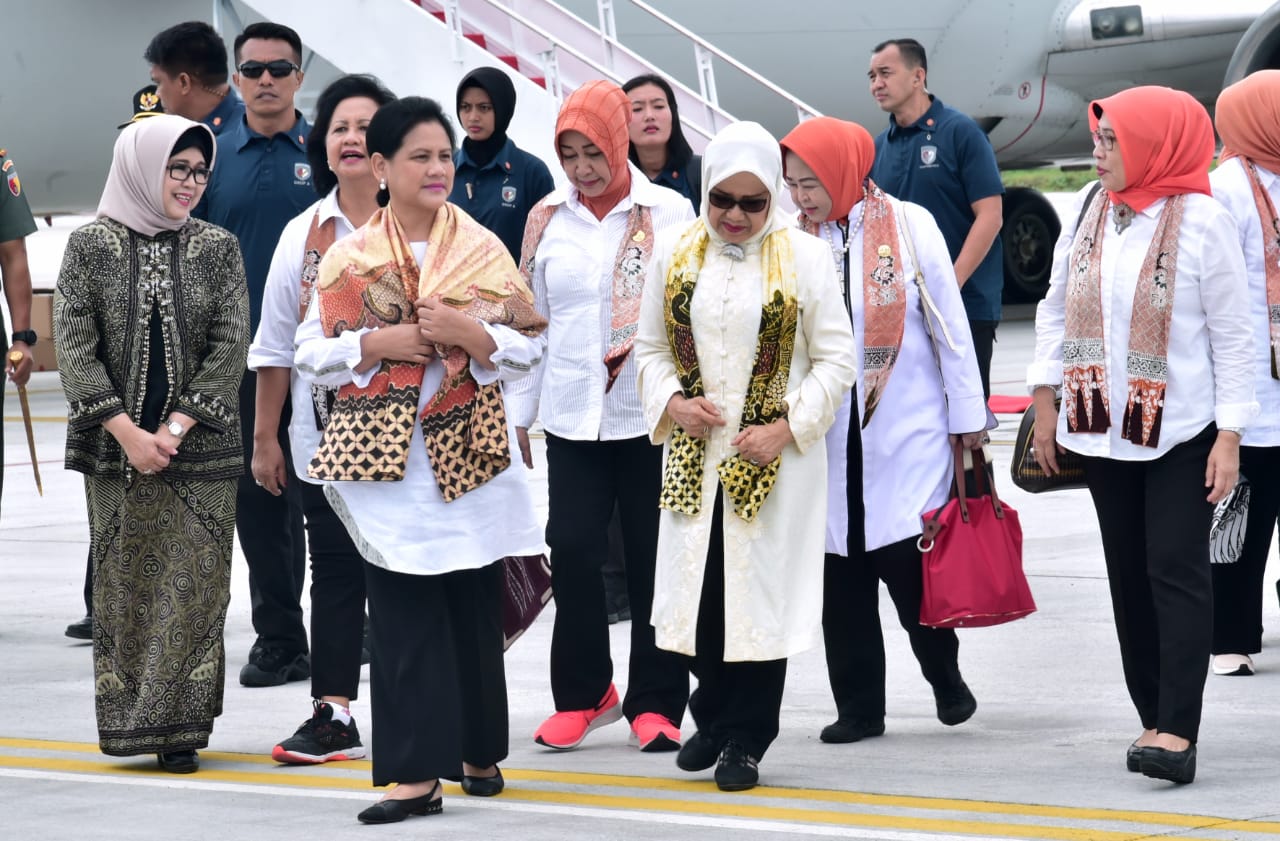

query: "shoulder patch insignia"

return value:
[8, 173, 21, 197]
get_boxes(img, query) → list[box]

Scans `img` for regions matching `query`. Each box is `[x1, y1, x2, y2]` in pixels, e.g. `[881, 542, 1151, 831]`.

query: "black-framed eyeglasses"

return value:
[1091, 129, 1117, 151]
[237, 59, 300, 79]
[707, 191, 769, 214]
[167, 162, 212, 185]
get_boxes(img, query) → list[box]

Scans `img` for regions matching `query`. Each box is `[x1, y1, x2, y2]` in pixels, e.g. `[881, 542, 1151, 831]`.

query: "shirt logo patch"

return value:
[501, 185, 518, 204]
[7, 173, 20, 197]
[920, 145, 938, 167]
[294, 163, 312, 182]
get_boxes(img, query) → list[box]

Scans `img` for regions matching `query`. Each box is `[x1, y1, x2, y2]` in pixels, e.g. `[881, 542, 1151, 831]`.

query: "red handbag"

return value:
[918, 443, 1035, 628]
[501, 554, 553, 650]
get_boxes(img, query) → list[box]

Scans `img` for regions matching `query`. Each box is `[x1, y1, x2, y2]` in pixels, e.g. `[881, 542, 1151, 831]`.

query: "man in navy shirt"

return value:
[868, 38, 1004, 398]
[145, 21, 245, 136]
[196, 21, 314, 688]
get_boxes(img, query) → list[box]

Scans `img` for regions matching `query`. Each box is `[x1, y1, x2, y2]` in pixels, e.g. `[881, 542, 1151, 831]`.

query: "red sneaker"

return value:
[533, 684, 623, 750]
[629, 712, 681, 752]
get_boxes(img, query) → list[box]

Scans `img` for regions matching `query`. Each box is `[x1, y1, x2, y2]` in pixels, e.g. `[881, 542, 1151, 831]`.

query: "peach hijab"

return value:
[555, 80, 632, 220]
[779, 116, 874, 224]
[1088, 86, 1213, 213]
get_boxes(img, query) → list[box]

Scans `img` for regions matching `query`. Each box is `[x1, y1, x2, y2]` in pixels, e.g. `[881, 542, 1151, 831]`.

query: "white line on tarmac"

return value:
[0, 768, 1009, 841]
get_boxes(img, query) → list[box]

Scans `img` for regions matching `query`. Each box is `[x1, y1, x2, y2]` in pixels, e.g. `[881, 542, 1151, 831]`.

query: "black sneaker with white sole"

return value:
[272, 700, 366, 764]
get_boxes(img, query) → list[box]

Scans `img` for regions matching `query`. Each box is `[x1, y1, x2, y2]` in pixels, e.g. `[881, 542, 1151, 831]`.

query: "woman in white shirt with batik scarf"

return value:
[1029, 86, 1256, 786]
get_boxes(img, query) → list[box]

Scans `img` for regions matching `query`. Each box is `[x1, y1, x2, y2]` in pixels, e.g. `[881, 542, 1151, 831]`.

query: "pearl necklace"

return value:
[822, 199, 867, 305]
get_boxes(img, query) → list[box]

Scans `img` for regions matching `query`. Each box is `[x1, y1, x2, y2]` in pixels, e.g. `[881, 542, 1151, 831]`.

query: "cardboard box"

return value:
[28, 291, 57, 372]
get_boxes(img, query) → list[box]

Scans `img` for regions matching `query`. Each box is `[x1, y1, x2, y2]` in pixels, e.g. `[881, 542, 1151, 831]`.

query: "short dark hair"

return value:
[307, 74, 398, 196]
[622, 73, 694, 170]
[872, 38, 928, 77]
[144, 21, 230, 86]
[366, 97, 457, 206]
[233, 22, 303, 65]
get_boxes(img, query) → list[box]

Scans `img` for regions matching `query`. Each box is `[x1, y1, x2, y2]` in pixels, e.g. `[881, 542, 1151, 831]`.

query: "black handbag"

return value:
[1010, 400, 1087, 493]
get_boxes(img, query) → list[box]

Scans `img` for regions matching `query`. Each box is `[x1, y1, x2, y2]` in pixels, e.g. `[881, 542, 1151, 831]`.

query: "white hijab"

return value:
[698, 120, 790, 247]
[97, 114, 216, 237]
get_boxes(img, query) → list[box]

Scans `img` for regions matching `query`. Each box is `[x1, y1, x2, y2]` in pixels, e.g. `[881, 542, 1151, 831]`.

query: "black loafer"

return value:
[1126, 742, 1143, 772]
[1139, 744, 1196, 785]
[461, 766, 504, 796]
[157, 750, 199, 774]
[714, 740, 759, 792]
[934, 681, 977, 726]
[357, 781, 443, 823]
[820, 717, 886, 744]
[676, 730, 720, 772]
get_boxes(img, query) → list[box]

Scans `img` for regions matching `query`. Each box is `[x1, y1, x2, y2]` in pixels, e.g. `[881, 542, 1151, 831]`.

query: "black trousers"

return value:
[968, 319, 998, 400]
[1082, 426, 1215, 742]
[236, 370, 308, 654]
[364, 561, 507, 786]
[300, 482, 366, 700]
[823, 538, 963, 720]
[1212, 446, 1280, 654]
[544, 433, 688, 722]
[685, 493, 787, 760]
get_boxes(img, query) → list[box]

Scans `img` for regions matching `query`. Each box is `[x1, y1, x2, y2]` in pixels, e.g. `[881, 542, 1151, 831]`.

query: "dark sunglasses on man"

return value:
[237, 59, 301, 79]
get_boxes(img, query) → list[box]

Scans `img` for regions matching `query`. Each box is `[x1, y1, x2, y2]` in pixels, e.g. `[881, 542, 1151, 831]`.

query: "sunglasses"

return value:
[237, 60, 300, 79]
[707, 191, 769, 214]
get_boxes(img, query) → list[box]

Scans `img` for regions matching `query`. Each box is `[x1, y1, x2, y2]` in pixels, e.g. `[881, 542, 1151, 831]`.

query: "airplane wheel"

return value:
[1002, 187, 1060, 303]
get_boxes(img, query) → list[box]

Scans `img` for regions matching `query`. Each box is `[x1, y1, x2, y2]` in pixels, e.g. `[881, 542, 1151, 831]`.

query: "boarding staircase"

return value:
[220, 0, 820, 157]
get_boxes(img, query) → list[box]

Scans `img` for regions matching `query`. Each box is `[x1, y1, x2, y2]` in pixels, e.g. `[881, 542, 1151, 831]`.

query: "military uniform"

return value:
[0, 147, 38, 517]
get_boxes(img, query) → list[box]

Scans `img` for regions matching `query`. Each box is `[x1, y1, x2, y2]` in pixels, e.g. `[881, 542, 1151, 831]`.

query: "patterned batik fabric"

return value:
[1240, 160, 1280, 378]
[1065, 190, 1187, 447]
[858, 181, 907, 427]
[88, 473, 235, 756]
[309, 204, 545, 499]
[300, 211, 339, 429]
[659, 222, 798, 522]
[518, 198, 653, 390]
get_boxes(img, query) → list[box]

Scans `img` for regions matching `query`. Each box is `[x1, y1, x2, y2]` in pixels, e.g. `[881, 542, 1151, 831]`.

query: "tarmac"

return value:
[2, 206, 1279, 840]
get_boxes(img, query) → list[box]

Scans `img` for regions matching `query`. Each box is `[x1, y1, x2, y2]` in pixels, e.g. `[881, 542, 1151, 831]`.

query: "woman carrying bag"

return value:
[1028, 86, 1256, 785]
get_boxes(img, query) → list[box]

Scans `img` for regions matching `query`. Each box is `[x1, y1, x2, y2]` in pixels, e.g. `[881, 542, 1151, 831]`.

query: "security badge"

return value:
[294, 162, 312, 183]
[920, 145, 938, 166]
[501, 185, 517, 204]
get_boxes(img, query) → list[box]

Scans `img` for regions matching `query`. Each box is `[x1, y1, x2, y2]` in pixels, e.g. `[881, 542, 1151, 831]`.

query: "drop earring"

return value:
[379, 178, 387, 190]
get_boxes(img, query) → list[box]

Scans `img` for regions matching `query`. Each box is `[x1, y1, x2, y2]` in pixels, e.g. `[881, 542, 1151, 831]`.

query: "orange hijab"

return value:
[1088, 86, 1213, 213]
[1216, 70, 1280, 173]
[779, 117, 874, 223]
[555, 80, 632, 220]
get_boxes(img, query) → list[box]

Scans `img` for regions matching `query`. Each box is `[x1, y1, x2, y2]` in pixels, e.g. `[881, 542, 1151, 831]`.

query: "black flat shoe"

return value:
[676, 730, 719, 772]
[820, 717, 886, 744]
[357, 781, 443, 824]
[714, 740, 759, 792]
[934, 680, 977, 726]
[157, 750, 199, 774]
[461, 766, 504, 797]
[1126, 742, 1143, 772]
[1139, 744, 1196, 785]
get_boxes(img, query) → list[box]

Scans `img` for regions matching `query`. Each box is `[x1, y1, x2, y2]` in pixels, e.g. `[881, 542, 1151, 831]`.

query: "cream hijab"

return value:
[97, 114, 216, 237]
[699, 120, 789, 247]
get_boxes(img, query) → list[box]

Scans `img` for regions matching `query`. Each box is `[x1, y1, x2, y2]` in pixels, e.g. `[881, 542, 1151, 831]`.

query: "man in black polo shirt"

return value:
[868, 38, 1004, 398]
[196, 21, 315, 687]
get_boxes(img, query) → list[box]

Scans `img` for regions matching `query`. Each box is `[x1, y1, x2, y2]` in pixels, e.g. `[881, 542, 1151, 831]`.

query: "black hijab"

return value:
[456, 67, 516, 168]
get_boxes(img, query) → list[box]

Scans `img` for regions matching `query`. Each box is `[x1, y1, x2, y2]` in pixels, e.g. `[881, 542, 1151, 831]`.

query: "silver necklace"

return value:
[1112, 202, 1134, 234]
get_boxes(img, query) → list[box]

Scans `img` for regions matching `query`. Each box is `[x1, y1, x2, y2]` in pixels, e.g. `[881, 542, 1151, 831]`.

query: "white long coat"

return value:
[635, 225, 857, 661]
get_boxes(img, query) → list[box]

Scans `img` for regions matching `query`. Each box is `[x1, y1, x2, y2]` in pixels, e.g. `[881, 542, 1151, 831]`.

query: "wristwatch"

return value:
[10, 330, 36, 346]
[165, 418, 189, 439]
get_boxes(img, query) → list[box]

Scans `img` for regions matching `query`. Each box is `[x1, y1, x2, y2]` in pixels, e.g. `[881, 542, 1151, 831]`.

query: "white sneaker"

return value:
[1212, 653, 1255, 676]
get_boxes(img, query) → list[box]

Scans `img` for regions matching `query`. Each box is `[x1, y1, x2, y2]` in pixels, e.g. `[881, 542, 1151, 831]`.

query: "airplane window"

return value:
[1091, 6, 1143, 40]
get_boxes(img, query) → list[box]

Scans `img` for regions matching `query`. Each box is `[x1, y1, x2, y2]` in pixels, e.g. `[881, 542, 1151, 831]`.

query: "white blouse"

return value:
[504, 165, 695, 441]
[248, 190, 353, 484]
[293, 241, 546, 577]
[1027, 184, 1257, 460]
[813, 199, 988, 554]
[1210, 158, 1280, 448]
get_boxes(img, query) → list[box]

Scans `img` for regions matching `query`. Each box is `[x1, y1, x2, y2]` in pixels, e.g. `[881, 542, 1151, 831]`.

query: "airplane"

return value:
[3, 0, 1277, 303]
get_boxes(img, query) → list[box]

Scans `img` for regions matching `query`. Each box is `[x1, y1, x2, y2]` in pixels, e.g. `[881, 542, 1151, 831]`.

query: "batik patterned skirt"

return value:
[87, 473, 236, 756]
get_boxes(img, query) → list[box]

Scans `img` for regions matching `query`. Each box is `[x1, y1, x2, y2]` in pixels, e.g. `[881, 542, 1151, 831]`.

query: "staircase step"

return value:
[498, 54, 520, 70]
[528, 77, 547, 89]
[465, 32, 488, 49]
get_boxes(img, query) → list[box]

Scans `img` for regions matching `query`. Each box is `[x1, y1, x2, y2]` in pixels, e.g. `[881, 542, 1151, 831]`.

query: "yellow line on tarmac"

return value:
[1, 738, 1276, 839]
